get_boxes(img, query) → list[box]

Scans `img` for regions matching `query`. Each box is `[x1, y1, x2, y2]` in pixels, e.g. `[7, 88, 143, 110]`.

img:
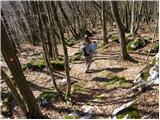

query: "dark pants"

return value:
[85, 56, 93, 72]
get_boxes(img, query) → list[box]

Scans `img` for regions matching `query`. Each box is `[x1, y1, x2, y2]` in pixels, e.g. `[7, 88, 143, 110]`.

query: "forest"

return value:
[0, 0, 159, 119]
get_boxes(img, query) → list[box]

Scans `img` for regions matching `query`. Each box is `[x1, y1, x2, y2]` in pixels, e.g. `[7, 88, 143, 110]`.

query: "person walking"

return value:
[80, 35, 96, 73]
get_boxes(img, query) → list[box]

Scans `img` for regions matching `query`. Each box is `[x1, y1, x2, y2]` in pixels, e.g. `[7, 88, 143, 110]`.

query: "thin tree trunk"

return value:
[102, 1, 108, 44]
[38, 1, 61, 94]
[1, 69, 27, 115]
[134, 1, 143, 34]
[52, 1, 71, 98]
[57, 1, 79, 40]
[1, 20, 42, 119]
[130, 0, 135, 34]
[110, 1, 130, 60]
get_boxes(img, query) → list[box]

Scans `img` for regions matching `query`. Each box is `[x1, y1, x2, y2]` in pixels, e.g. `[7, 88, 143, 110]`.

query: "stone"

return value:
[68, 111, 79, 118]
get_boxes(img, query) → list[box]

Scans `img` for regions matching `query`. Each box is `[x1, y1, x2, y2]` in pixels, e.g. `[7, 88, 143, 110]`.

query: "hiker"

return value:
[80, 35, 97, 73]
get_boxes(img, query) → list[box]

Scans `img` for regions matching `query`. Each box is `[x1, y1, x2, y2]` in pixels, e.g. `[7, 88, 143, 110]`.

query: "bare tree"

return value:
[110, 1, 130, 60]
[102, 1, 108, 44]
[51, 1, 71, 98]
[1, 20, 42, 118]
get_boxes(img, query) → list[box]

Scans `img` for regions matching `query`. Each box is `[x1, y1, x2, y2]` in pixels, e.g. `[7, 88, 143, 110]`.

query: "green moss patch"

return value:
[1, 89, 13, 116]
[111, 35, 119, 43]
[38, 90, 59, 106]
[24, 58, 45, 70]
[98, 40, 109, 49]
[97, 70, 111, 78]
[24, 58, 65, 71]
[70, 52, 81, 62]
[64, 115, 79, 119]
[104, 76, 131, 89]
[127, 38, 148, 51]
[72, 83, 85, 93]
[150, 43, 159, 53]
[140, 64, 154, 81]
[51, 59, 65, 70]
[116, 104, 140, 119]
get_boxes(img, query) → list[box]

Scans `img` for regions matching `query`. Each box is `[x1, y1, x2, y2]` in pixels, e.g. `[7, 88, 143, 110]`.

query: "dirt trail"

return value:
[5, 33, 157, 119]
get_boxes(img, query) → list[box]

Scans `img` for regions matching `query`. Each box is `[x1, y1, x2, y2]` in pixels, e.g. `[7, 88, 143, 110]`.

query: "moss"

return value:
[150, 43, 159, 53]
[141, 64, 154, 81]
[127, 38, 145, 51]
[25, 58, 45, 70]
[97, 70, 110, 77]
[112, 36, 119, 43]
[98, 40, 108, 49]
[51, 59, 65, 70]
[64, 115, 79, 119]
[105, 76, 131, 89]
[38, 59, 45, 69]
[125, 33, 133, 37]
[1, 90, 13, 107]
[70, 52, 81, 62]
[116, 104, 140, 119]
[39, 90, 58, 102]
[72, 83, 85, 93]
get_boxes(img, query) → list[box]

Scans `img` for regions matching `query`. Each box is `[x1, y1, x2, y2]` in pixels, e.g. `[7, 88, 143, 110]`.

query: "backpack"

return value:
[82, 45, 90, 57]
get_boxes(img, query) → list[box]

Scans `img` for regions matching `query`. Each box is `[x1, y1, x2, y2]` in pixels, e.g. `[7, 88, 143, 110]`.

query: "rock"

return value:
[112, 101, 134, 118]
[134, 73, 142, 83]
[82, 105, 92, 113]
[60, 79, 68, 86]
[79, 113, 92, 119]
[80, 105, 93, 119]
[68, 111, 80, 118]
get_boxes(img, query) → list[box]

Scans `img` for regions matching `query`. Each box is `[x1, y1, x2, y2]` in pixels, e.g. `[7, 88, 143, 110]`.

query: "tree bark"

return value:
[130, 0, 135, 34]
[102, 1, 108, 44]
[1, 69, 27, 115]
[110, 1, 130, 60]
[38, 1, 61, 94]
[134, 1, 143, 34]
[1, 20, 42, 118]
[52, 1, 71, 98]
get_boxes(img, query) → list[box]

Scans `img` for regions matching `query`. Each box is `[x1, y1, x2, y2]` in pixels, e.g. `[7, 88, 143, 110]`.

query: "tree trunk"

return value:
[1, 69, 27, 115]
[130, 0, 135, 34]
[102, 1, 108, 44]
[134, 1, 143, 34]
[110, 1, 130, 60]
[57, 1, 79, 40]
[52, 1, 71, 98]
[1, 20, 42, 118]
[38, 1, 61, 94]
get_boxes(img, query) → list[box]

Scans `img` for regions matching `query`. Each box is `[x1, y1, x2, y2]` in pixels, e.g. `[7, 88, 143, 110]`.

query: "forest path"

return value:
[55, 34, 149, 118]
[15, 33, 156, 119]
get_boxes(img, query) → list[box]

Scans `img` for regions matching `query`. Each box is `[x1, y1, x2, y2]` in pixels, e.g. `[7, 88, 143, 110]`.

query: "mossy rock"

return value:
[140, 64, 154, 81]
[125, 33, 133, 37]
[150, 43, 159, 53]
[116, 104, 140, 119]
[24, 58, 45, 70]
[105, 76, 131, 89]
[70, 52, 81, 62]
[38, 90, 58, 106]
[51, 59, 65, 70]
[1, 89, 13, 116]
[111, 35, 119, 43]
[64, 115, 79, 119]
[127, 38, 146, 51]
[1, 89, 13, 107]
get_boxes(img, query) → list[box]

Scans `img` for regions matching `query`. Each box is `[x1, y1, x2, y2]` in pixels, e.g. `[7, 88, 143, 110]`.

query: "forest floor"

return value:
[2, 29, 159, 119]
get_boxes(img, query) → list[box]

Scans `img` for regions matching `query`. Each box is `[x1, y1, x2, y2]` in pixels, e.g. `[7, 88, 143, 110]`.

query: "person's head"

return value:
[83, 35, 91, 43]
